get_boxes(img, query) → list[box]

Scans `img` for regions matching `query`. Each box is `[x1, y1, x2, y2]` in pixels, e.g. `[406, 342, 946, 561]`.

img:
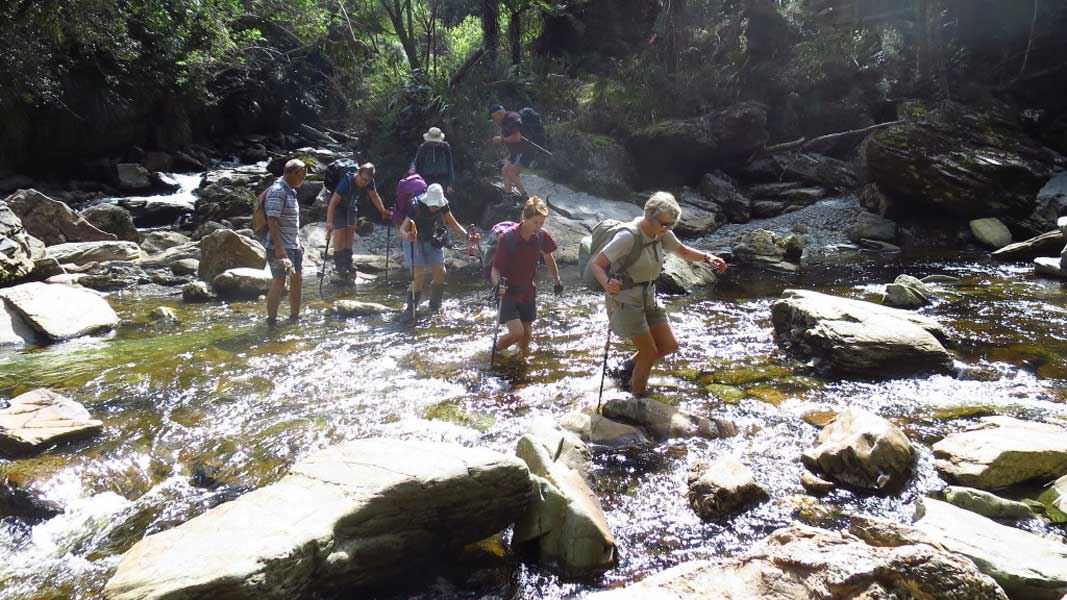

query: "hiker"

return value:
[399, 183, 477, 314]
[409, 127, 456, 193]
[489, 196, 562, 354]
[489, 104, 528, 198]
[325, 162, 389, 281]
[265, 159, 307, 324]
[588, 192, 727, 396]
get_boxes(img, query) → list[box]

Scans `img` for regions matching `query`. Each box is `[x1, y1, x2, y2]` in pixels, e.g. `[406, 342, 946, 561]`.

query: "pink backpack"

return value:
[393, 174, 427, 226]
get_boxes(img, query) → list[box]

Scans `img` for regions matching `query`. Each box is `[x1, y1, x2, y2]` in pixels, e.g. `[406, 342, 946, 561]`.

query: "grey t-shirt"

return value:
[265, 179, 301, 250]
[601, 218, 680, 305]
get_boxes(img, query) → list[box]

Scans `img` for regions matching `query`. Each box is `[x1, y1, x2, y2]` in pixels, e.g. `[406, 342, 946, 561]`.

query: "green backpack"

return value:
[580, 220, 657, 292]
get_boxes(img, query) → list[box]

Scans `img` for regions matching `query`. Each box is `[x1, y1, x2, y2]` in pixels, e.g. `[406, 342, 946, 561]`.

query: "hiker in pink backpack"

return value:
[487, 196, 562, 355]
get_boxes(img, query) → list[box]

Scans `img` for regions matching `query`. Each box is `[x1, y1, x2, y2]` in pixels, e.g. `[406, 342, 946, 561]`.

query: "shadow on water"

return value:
[1, 250, 1066, 599]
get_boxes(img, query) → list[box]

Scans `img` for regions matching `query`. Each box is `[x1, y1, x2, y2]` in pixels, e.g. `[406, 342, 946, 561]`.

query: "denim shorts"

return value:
[268, 247, 303, 278]
[403, 240, 444, 266]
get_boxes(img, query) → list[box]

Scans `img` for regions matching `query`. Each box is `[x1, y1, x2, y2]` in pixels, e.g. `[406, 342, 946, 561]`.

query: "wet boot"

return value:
[429, 283, 445, 312]
[404, 290, 422, 320]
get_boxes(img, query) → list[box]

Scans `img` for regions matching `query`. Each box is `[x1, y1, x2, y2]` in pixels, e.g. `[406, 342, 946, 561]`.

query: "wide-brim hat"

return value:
[422, 183, 447, 207]
[423, 127, 445, 143]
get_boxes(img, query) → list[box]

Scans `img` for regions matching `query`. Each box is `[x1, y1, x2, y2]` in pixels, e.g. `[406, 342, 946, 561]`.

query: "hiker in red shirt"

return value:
[490, 196, 562, 353]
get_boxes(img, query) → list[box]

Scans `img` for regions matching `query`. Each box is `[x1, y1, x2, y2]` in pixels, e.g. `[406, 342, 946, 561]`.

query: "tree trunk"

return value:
[508, 9, 522, 66]
[664, 0, 688, 73]
[482, 0, 500, 66]
[381, 0, 422, 71]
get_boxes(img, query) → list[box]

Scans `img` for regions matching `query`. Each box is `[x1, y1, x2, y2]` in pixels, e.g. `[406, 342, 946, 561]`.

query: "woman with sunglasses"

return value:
[588, 192, 727, 396]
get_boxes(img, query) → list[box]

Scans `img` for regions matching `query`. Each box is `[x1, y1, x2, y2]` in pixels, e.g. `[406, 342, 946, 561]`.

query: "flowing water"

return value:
[1, 212, 1066, 598]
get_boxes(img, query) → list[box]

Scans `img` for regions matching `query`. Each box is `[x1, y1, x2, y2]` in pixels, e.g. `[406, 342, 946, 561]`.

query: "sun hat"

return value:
[423, 127, 445, 143]
[422, 183, 447, 207]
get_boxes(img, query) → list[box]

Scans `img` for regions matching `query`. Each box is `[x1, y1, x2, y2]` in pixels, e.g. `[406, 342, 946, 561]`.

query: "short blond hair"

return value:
[644, 191, 681, 222]
[522, 196, 549, 220]
[283, 159, 306, 176]
[358, 162, 376, 177]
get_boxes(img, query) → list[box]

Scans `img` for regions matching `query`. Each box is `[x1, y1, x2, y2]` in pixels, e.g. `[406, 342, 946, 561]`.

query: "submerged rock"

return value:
[585, 523, 1007, 600]
[933, 416, 1067, 489]
[0, 389, 103, 457]
[333, 300, 392, 317]
[602, 396, 737, 442]
[104, 439, 531, 600]
[687, 455, 768, 520]
[914, 497, 1067, 600]
[802, 407, 915, 492]
[0, 282, 118, 342]
[942, 486, 1033, 520]
[6, 189, 116, 245]
[771, 289, 953, 376]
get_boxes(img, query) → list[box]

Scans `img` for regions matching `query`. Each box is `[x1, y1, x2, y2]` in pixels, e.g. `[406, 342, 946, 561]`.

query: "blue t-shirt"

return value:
[334, 175, 376, 208]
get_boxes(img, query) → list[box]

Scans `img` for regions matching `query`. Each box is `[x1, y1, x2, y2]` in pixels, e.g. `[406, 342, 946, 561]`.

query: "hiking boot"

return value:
[404, 291, 422, 319]
[429, 284, 445, 312]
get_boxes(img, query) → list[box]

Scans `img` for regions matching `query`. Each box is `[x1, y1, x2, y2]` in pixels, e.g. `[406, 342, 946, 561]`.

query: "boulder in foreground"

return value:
[0, 282, 118, 342]
[0, 389, 102, 457]
[105, 438, 531, 600]
[933, 416, 1067, 490]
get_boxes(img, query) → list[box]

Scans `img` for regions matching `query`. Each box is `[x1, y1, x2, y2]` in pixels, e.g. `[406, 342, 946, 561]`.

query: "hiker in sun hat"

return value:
[409, 126, 456, 193]
[398, 183, 478, 315]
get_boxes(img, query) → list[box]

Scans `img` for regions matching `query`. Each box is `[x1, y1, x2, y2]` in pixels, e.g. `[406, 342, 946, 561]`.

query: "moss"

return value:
[745, 385, 788, 406]
[705, 383, 745, 404]
[931, 404, 999, 421]
[423, 400, 494, 431]
[802, 410, 837, 427]
[700, 360, 794, 386]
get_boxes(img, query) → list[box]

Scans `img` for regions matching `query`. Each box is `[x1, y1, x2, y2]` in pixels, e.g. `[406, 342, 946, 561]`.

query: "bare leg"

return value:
[266, 274, 286, 322]
[519, 321, 533, 352]
[629, 329, 662, 395]
[287, 271, 302, 320]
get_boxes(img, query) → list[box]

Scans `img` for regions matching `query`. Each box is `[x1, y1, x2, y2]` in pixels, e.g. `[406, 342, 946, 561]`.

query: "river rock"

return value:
[1060, 216, 1067, 235]
[701, 172, 751, 223]
[914, 497, 1067, 600]
[971, 218, 1013, 249]
[864, 103, 1055, 230]
[45, 240, 141, 266]
[943, 486, 1033, 519]
[1039, 474, 1067, 523]
[169, 258, 198, 276]
[333, 300, 392, 317]
[745, 152, 859, 192]
[118, 197, 195, 228]
[674, 190, 724, 237]
[1035, 257, 1067, 279]
[139, 231, 190, 255]
[195, 183, 256, 224]
[5, 189, 116, 245]
[992, 230, 1065, 261]
[751, 199, 786, 218]
[585, 523, 1007, 600]
[625, 102, 768, 186]
[0, 282, 118, 341]
[0, 389, 103, 457]
[687, 455, 768, 520]
[541, 125, 637, 198]
[148, 306, 180, 324]
[802, 407, 915, 491]
[514, 431, 616, 575]
[657, 253, 718, 294]
[771, 289, 954, 376]
[523, 417, 592, 480]
[847, 210, 898, 243]
[933, 416, 1067, 489]
[0, 301, 36, 346]
[81, 203, 139, 242]
[1031, 172, 1067, 231]
[0, 202, 36, 284]
[733, 229, 803, 272]
[602, 396, 737, 442]
[198, 229, 266, 281]
[182, 281, 215, 303]
[558, 412, 650, 448]
[104, 438, 531, 600]
[116, 163, 152, 191]
[211, 268, 272, 299]
[800, 471, 835, 496]
[533, 176, 642, 224]
[138, 242, 200, 270]
[0, 478, 62, 523]
[884, 274, 933, 309]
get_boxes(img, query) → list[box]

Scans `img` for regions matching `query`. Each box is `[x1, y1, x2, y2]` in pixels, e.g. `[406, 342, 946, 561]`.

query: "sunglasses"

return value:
[656, 218, 676, 229]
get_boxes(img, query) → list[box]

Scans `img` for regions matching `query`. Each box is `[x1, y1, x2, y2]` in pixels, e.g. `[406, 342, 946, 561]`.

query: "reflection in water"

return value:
[1, 254, 1065, 599]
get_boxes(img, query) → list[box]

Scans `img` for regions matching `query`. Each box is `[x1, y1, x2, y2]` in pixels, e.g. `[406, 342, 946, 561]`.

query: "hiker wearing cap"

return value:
[588, 192, 727, 396]
[326, 162, 389, 281]
[489, 104, 529, 198]
[490, 196, 562, 354]
[399, 183, 476, 314]
[265, 159, 306, 325]
[409, 127, 456, 193]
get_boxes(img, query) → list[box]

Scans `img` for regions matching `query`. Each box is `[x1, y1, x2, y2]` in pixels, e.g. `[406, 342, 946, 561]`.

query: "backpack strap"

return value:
[612, 223, 659, 288]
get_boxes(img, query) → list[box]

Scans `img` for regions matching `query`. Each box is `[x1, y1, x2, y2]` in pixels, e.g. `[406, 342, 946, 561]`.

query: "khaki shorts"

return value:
[607, 291, 667, 338]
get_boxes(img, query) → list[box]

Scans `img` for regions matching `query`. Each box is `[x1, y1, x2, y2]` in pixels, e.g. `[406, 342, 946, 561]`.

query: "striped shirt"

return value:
[264, 178, 300, 250]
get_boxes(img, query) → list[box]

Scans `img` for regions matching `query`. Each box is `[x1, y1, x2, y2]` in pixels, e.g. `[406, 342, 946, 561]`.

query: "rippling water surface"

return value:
[1, 245, 1065, 599]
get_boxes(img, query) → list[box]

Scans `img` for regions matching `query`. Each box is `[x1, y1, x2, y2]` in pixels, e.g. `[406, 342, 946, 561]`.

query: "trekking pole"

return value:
[318, 234, 332, 297]
[408, 222, 419, 321]
[595, 274, 622, 414]
[490, 277, 507, 367]
[385, 219, 391, 283]
[521, 136, 554, 157]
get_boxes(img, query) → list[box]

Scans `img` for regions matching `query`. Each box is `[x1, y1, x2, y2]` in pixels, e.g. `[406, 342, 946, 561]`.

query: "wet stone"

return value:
[0, 281, 119, 342]
[0, 389, 103, 457]
[933, 416, 1067, 490]
[801, 407, 915, 492]
[942, 486, 1033, 520]
[558, 412, 650, 448]
[602, 396, 737, 442]
[687, 455, 769, 520]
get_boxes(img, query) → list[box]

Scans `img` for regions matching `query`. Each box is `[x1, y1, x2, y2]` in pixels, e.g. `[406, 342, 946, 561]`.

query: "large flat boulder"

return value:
[0, 202, 38, 284]
[585, 523, 1007, 600]
[104, 438, 531, 600]
[118, 197, 195, 228]
[992, 230, 1064, 261]
[0, 301, 36, 346]
[914, 497, 1067, 600]
[5, 189, 116, 245]
[771, 289, 954, 376]
[802, 407, 915, 491]
[198, 229, 266, 281]
[933, 416, 1067, 489]
[527, 174, 642, 225]
[541, 125, 637, 198]
[0, 282, 118, 341]
[46, 241, 141, 266]
[212, 268, 272, 299]
[0, 389, 102, 457]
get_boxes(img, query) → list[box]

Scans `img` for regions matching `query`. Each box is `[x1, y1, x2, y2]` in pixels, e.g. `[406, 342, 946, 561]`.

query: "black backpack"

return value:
[518, 107, 549, 152]
[324, 159, 359, 194]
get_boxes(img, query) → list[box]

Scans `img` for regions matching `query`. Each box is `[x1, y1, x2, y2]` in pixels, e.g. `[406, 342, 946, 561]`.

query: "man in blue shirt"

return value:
[265, 159, 306, 324]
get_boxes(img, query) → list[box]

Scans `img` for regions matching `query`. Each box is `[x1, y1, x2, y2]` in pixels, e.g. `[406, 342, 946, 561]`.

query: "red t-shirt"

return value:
[492, 224, 557, 303]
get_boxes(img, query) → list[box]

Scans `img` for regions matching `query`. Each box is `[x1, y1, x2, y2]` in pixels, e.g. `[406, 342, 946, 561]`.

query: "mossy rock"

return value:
[700, 360, 794, 386]
[423, 400, 494, 431]
[705, 384, 745, 404]
[745, 385, 789, 406]
[931, 404, 999, 421]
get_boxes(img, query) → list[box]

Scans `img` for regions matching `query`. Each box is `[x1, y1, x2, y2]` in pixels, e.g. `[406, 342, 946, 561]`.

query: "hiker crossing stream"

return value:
[1, 175, 1066, 600]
